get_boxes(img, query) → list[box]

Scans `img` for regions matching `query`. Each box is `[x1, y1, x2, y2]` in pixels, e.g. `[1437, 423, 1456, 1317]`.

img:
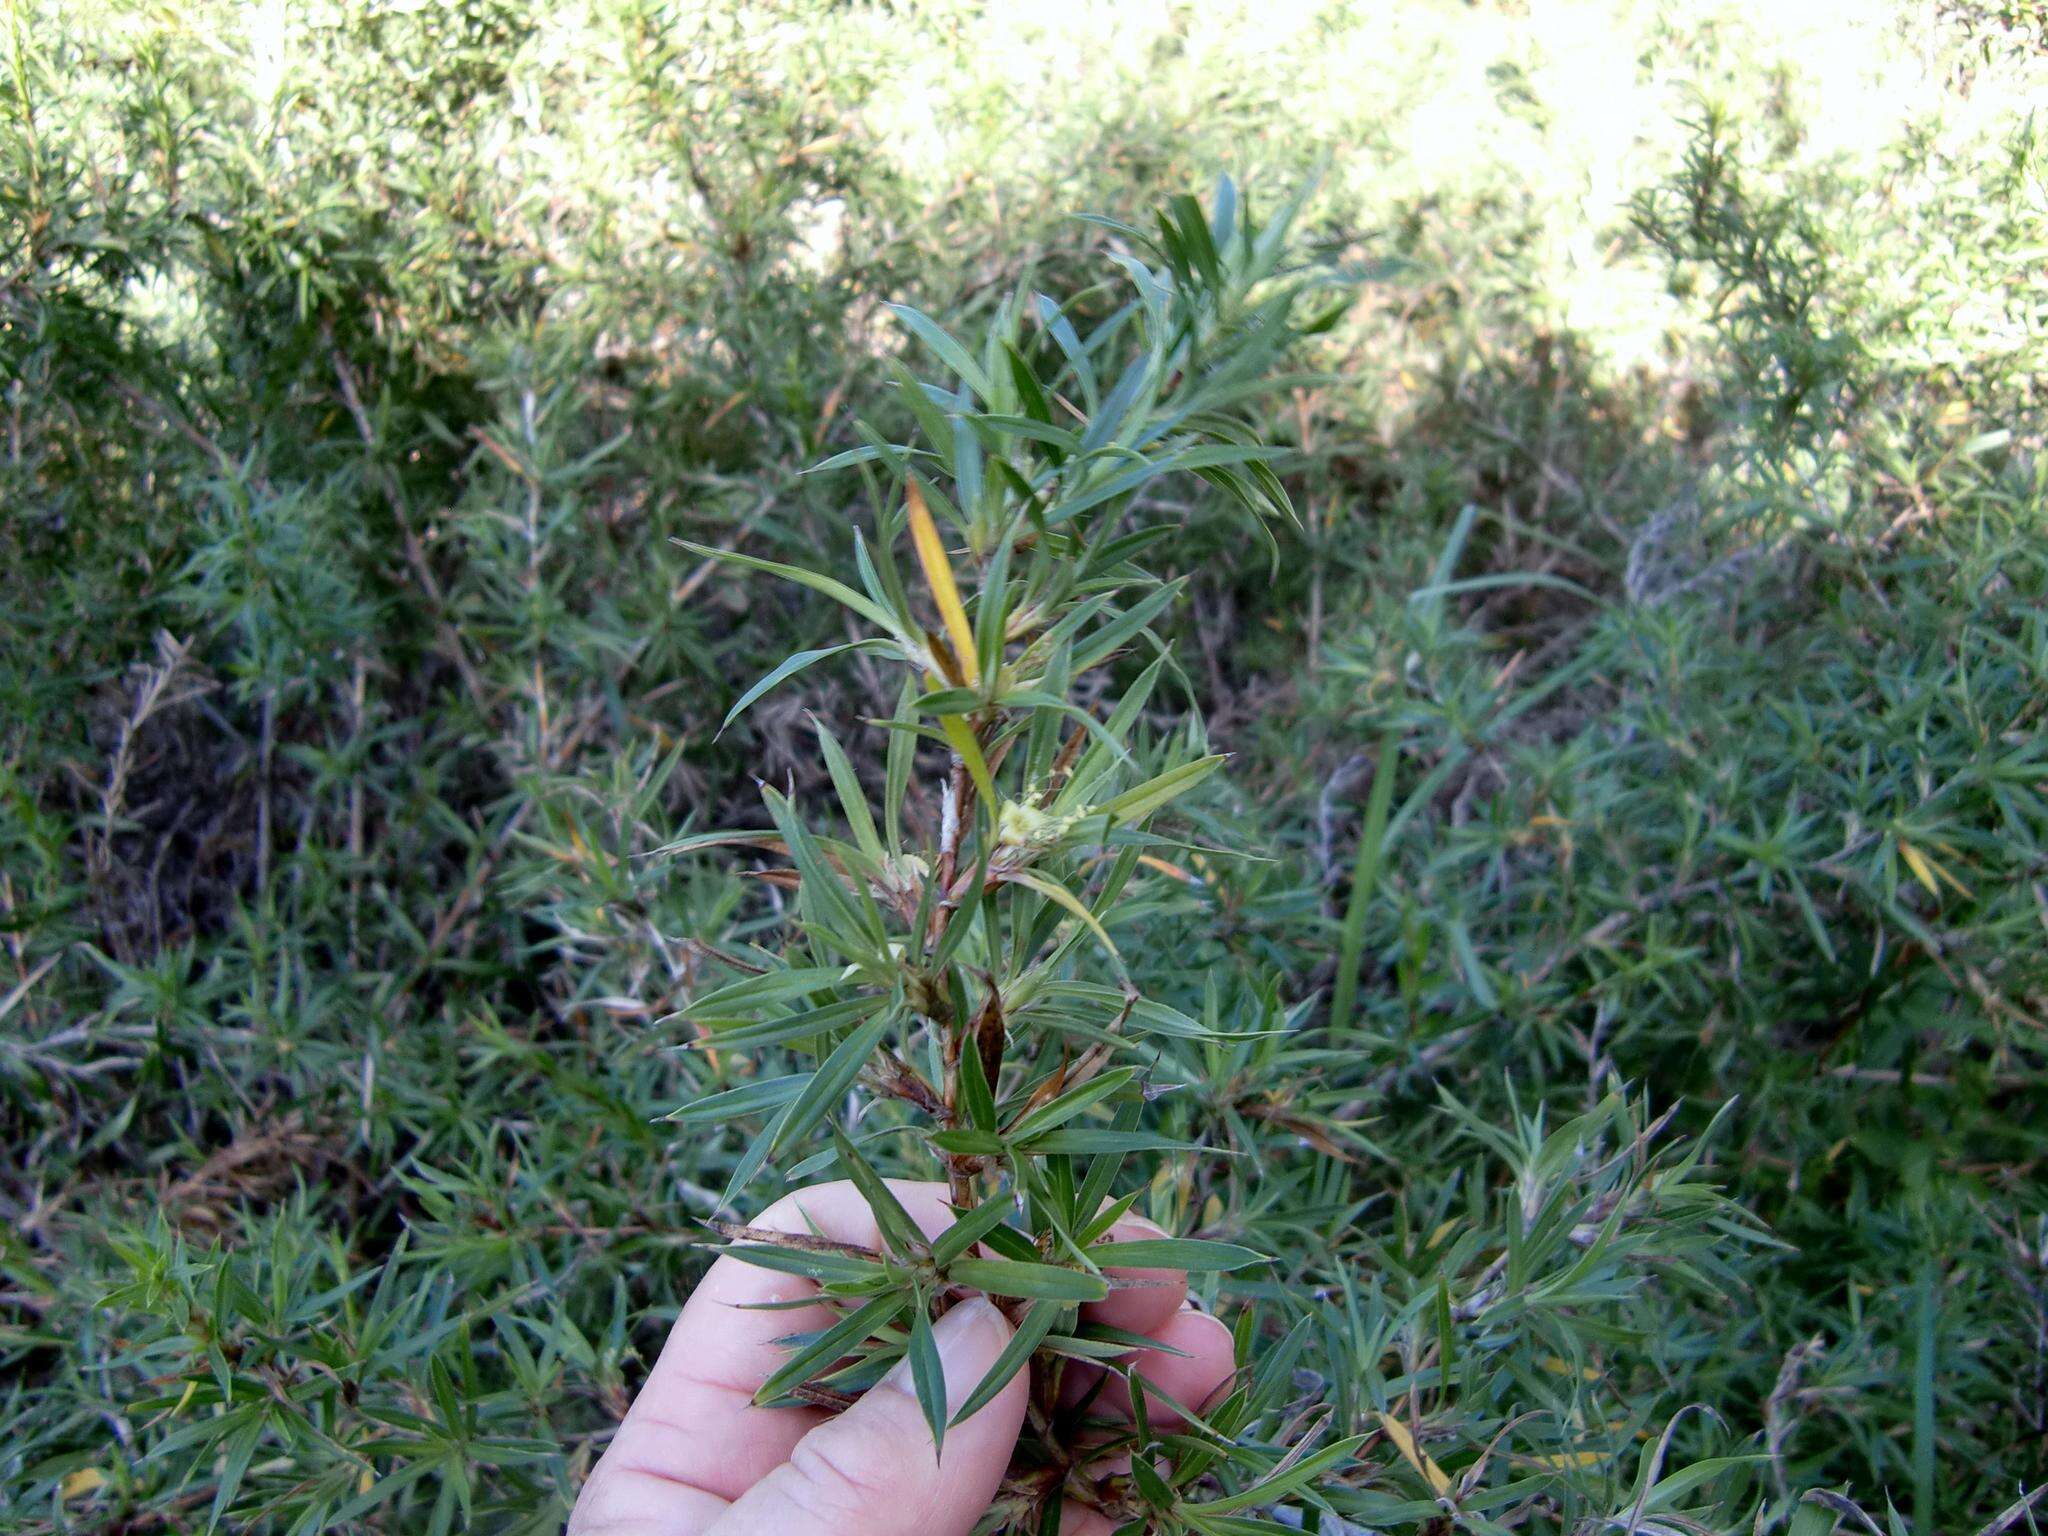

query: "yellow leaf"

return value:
[61, 1468, 104, 1500]
[1376, 1411, 1453, 1498]
[1136, 854, 1196, 883]
[1004, 868, 1120, 964]
[1924, 839, 1975, 897]
[1898, 839, 1969, 898]
[1427, 1219, 1459, 1248]
[1523, 1450, 1605, 1469]
[1898, 839, 1939, 897]
[906, 481, 978, 688]
[1540, 1355, 1601, 1381]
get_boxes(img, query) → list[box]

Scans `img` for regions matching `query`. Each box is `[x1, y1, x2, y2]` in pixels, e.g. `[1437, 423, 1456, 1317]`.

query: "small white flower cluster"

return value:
[995, 790, 1078, 854]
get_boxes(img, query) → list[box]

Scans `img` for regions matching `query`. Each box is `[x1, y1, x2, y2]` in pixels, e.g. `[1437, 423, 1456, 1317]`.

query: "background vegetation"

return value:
[2, 1, 2044, 1532]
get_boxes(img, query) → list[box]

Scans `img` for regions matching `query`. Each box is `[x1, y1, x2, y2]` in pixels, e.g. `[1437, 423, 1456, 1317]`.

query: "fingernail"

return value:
[882, 1298, 1010, 1412]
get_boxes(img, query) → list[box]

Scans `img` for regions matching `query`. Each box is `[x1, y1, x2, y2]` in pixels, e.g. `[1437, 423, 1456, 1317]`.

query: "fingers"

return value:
[709, 1296, 1029, 1536]
[1083, 1211, 1189, 1335]
[1093, 1306, 1238, 1426]
[570, 1180, 960, 1534]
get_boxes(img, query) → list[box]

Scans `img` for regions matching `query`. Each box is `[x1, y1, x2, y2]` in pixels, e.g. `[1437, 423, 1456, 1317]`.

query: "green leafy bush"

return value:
[660, 183, 1373, 1532]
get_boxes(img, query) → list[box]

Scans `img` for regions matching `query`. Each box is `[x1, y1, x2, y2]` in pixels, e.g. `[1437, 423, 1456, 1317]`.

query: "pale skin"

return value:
[568, 1180, 1239, 1536]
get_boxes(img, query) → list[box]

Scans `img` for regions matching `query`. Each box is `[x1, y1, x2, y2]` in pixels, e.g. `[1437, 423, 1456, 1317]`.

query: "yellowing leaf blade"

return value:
[1004, 868, 1120, 966]
[1377, 1411, 1453, 1498]
[907, 481, 978, 688]
[1899, 839, 1941, 898]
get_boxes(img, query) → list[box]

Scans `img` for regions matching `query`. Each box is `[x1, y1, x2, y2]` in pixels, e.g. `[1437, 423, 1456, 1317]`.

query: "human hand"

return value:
[567, 1179, 1239, 1535]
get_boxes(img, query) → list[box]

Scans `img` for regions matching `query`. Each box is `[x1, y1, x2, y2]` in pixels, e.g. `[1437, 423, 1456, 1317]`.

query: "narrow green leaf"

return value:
[1446, 915, 1498, 1010]
[675, 540, 901, 635]
[1051, 654, 1167, 814]
[1329, 730, 1400, 1035]
[1083, 1237, 1267, 1273]
[1198, 1436, 1370, 1514]
[889, 304, 995, 402]
[763, 786, 884, 954]
[1032, 292, 1097, 409]
[957, 1027, 999, 1131]
[929, 1127, 1007, 1156]
[723, 1242, 887, 1287]
[949, 1301, 1060, 1425]
[1101, 755, 1225, 824]
[1003, 343, 1054, 426]
[1021, 1128, 1197, 1155]
[680, 966, 846, 1022]
[668, 1073, 809, 1124]
[1005, 1066, 1138, 1142]
[831, 1126, 928, 1261]
[893, 364, 959, 472]
[883, 673, 917, 852]
[815, 722, 885, 862]
[948, 1257, 1110, 1303]
[771, 1013, 893, 1156]
[756, 1292, 908, 1406]
[908, 1303, 949, 1456]
[939, 714, 999, 815]
[723, 643, 884, 733]
[804, 441, 934, 474]
[693, 998, 878, 1052]
[932, 1194, 1021, 1267]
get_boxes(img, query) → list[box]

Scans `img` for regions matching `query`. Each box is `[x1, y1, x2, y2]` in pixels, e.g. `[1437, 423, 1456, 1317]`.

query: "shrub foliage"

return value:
[2, 3, 2044, 1535]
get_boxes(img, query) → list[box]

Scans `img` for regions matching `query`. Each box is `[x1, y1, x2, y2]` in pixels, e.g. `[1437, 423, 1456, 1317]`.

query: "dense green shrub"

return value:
[3, 2, 2044, 1534]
